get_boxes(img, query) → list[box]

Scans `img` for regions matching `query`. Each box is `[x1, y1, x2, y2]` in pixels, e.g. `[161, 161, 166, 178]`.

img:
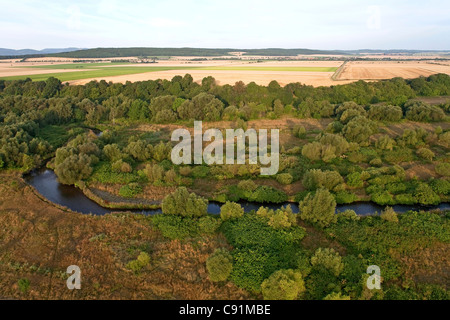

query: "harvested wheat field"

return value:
[338, 61, 450, 80]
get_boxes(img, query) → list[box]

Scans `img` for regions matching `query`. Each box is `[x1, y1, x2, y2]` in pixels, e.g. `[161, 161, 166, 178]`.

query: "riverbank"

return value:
[24, 168, 450, 216]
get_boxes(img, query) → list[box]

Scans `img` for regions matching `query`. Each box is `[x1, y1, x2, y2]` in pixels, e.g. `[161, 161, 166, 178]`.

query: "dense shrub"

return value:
[161, 187, 208, 217]
[119, 183, 142, 198]
[311, 248, 344, 276]
[435, 163, 450, 177]
[303, 169, 344, 192]
[220, 202, 245, 221]
[261, 269, 305, 300]
[206, 248, 233, 282]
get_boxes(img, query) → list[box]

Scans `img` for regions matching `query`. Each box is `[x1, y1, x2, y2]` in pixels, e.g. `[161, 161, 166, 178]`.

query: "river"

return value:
[25, 169, 450, 216]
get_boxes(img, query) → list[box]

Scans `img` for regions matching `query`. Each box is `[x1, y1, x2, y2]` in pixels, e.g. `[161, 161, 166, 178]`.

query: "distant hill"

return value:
[0, 48, 84, 56]
[46, 47, 351, 58]
[0, 47, 448, 60]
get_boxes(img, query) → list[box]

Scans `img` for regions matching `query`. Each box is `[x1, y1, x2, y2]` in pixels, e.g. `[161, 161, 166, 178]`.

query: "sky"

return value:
[1, 0, 449, 50]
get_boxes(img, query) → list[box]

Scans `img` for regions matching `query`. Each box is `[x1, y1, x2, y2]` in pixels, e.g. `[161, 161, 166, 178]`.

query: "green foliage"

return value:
[162, 187, 208, 217]
[337, 209, 360, 222]
[261, 269, 306, 300]
[326, 212, 450, 281]
[256, 205, 297, 229]
[206, 248, 233, 282]
[380, 207, 399, 223]
[435, 163, 450, 177]
[346, 172, 364, 188]
[368, 105, 403, 122]
[228, 185, 288, 204]
[324, 292, 351, 300]
[302, 169, 344, 192]
[18, 278, 30, 293]
[334, 191, 358, 204]
[126, 252, 151, 274]
[430, 179, 450, 195]
[404, 101, 446, 122]
[300, 189, 337, 228]
[222, 213, 306, 292]
[55, 153, 93, 185]
[276, 173, 294, 185]
[414, 183, 441, 205]
[311, 248, 344, 277]
[342, 116, 377, 145]
[220, 201, 245, 221]
[119, 183, 142, 198]
[416, 148, 435, 161]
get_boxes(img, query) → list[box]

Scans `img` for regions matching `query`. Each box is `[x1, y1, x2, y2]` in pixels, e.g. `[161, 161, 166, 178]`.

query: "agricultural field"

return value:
[338, 61, 450, 81]
[2, 58, 450, 87]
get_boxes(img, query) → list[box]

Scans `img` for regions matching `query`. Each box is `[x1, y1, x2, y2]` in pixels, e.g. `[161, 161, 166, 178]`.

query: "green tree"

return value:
[299, 189, 337, 228]
[162, 187, 208, 217]
[220, 201, 245, 221]
[55, 154, 93, 185]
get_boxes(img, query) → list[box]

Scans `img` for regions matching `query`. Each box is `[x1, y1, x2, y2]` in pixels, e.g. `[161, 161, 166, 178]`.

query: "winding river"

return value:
[25, 169, 450, 216]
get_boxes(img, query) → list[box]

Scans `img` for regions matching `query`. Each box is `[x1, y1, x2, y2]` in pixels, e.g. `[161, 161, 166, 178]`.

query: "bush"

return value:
[303, 169, 344, 192]
[293, 125, 307, 138]
[347, 172, 364, 188]
[324, 292, 351, 300]
[337, 210, 360, 222]
[430, 179, 450, 195]
[127, 252, 151, 274]
[162, 187, 208, 217]
[261, 269, 305, 300]
[380, 207, 399, 223]
[220, 202, 245, 221]
[300, 189, 337, 228]
[371, 191, 395, 206]
[311, 248, 344, 277]
[152, 215, 201, 240]
[55, 154, 93, 185]
[369, 158, 383, 167]
[206, 248, 233, 282]
[119, 183, 142, 198]
[18, 278, 30, 293]
[414, 183, 441, 205]
[302, 142, 337, 162]
[247, 186, 288, 204]
[276, 173, 293, 185]
[179, 166, 192, 177]
[112, 160, 132, 173]
[198, 216, 222, 234]
[435, 163, 450, 177]
[238, 180, 257, 192]
[334, 191, 358, 204]
[416, 148, 435, 161]
[257, 205, 297, 229]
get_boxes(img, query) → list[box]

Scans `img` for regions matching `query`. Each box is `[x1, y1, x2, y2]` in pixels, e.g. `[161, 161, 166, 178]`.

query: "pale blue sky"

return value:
[1, 0, 449, 50]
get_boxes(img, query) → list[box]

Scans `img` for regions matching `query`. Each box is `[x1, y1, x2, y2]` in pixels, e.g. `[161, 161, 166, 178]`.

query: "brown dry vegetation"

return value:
[0, 172, 249, 300]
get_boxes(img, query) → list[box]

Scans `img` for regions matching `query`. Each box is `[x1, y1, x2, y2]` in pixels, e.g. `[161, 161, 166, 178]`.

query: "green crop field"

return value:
[0, 63, 338, 82]
[0, 65, 198, 82]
